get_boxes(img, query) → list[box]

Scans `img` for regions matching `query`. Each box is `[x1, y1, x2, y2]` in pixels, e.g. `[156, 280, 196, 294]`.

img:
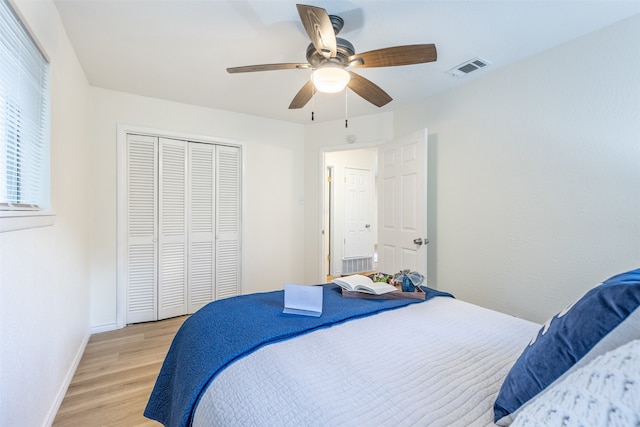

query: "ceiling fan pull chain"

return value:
[312, 82, 316, 121]
[345, 90, 348, 128]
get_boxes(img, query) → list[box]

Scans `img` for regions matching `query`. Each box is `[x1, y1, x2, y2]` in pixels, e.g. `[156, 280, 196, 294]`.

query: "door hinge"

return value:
[327, 176, 332, 183]
[327, 254, 331, 261]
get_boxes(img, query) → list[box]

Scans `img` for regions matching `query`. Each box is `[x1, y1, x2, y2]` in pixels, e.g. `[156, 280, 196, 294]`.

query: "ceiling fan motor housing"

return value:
[329, 14, 344, 34]
[306, 37, 355, 67]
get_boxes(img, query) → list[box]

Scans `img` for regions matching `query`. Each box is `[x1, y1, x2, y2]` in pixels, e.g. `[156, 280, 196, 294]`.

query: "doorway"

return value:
[321, 129, 428, 282]
[323, 148, 378, 279]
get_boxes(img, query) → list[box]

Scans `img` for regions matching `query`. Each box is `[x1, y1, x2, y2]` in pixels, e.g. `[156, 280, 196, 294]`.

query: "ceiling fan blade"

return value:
[347, 72, 392, 107]
[349, 44, 437, 68]
[296, 4, 336, 59]
[227, 63, 311, 73]
[289, 79, 315, 109]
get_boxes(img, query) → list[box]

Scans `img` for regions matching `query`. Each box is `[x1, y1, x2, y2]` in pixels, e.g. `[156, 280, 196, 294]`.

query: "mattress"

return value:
[193, 297, 540, 426]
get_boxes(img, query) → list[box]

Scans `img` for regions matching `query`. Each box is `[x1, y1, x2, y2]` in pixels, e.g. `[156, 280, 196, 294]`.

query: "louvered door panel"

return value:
[216, 145, 241, 299]
[126, 134, 157, 323]
[188, 143, 215, 312]
[158, 138, 187, 320]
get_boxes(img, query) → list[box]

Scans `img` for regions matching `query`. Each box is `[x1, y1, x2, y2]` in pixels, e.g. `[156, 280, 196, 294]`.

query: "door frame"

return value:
[319, 140, 384, 281]
[116, 124, 244, 329]
[325, 165, 334, 277]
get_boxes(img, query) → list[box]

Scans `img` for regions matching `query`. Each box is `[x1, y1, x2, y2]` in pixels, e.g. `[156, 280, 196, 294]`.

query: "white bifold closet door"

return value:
[215, 145, 241, 300]
[158, 137, 188, 320]
[125, 134, 240, 323]
[187, 141, 216, 314]
[126, 134, 158, 324]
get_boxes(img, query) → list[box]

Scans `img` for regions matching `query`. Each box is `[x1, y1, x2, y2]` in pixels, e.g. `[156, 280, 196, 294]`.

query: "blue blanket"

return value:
[144, 284, 453, 427]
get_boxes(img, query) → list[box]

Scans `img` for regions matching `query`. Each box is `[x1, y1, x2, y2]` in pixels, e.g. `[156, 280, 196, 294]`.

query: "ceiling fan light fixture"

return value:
[312, 65, 350, 93]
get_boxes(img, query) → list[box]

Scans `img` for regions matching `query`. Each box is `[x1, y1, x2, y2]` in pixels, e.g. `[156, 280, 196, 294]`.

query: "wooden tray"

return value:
[341, 289, 425, 300]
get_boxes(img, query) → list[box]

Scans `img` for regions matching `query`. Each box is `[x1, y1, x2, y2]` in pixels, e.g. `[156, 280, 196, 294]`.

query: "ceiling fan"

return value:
[226, 4, 437, 110]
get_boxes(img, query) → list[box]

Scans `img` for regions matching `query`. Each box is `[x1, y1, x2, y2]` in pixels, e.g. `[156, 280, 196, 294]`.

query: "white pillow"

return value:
[494, 269, 640, 425]
[511, 339, 640, 427]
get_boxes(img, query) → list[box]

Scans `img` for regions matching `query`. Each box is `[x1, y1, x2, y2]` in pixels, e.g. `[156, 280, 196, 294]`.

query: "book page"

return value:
[358, 280, 397, 295]
[333, 275, 397, 295]
[332, 274, 371, 291]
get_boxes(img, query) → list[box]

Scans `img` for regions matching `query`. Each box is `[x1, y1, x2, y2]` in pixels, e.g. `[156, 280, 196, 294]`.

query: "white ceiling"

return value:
[53, 0, 640, 124]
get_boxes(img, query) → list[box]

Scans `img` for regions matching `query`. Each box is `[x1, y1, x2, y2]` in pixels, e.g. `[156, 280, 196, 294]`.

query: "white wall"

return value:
[88, 88, 306, 329]
[392, 15, 640, 323]
[0, 1, 91, 426]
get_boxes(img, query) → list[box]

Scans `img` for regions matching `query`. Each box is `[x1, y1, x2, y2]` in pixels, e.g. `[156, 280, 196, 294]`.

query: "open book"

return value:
[332, 274, 398, 295]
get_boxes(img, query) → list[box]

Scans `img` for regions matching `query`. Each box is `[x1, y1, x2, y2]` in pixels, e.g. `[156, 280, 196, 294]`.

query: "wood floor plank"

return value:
[53, 315, 188, 427]
[63, 362, 163, 399]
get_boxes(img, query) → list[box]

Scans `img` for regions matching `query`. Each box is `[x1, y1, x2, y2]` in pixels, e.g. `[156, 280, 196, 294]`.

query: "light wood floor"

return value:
[53, 315, 188, 427]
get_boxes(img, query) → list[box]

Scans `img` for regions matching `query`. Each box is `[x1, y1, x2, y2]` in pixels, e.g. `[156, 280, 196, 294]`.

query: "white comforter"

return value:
[193, 297, 539, 427]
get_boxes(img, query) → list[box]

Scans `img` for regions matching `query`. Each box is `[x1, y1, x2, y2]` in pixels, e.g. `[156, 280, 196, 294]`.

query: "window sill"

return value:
[0, 210, 56, 233]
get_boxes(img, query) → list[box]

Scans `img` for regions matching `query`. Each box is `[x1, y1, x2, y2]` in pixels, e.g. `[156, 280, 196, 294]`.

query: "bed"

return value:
[145, 268, 640, 427]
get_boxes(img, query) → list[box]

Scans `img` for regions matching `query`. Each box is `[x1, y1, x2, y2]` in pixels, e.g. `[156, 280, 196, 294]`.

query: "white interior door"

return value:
[377, 129, 428, 275]
[344, 167, 373, 259]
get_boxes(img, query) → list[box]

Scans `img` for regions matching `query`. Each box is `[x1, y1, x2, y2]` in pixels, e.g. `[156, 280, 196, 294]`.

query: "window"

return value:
[0, 0, 50, 211]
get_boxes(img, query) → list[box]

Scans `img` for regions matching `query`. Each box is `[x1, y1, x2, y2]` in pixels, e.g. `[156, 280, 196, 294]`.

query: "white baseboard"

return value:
[44, 329, 91, 427]
[91, 322, 119, 334]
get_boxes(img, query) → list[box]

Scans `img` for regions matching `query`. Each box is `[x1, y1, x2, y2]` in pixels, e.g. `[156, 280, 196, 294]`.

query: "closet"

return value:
[123, 134, 241, 323]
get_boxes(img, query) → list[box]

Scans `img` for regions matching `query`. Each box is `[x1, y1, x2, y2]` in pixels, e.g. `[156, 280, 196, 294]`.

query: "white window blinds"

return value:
[0, 0, 50, 209]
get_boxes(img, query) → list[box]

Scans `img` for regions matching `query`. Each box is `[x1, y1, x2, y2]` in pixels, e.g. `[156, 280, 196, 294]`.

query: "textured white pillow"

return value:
[511, 339, 640, 427]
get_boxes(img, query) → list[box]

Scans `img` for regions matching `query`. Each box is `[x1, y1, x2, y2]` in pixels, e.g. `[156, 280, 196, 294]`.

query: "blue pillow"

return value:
[494, 268, 640, 425]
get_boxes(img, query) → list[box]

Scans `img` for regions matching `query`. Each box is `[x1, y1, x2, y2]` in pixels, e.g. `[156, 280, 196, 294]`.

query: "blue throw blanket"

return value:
[144, 284, 453, 427]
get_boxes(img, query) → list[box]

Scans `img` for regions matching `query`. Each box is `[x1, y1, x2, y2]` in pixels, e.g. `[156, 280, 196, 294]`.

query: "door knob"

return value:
[413, 238, 429, 246]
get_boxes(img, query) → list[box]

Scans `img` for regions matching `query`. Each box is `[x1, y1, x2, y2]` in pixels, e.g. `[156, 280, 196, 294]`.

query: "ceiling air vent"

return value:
[447, 57, 491, 77]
